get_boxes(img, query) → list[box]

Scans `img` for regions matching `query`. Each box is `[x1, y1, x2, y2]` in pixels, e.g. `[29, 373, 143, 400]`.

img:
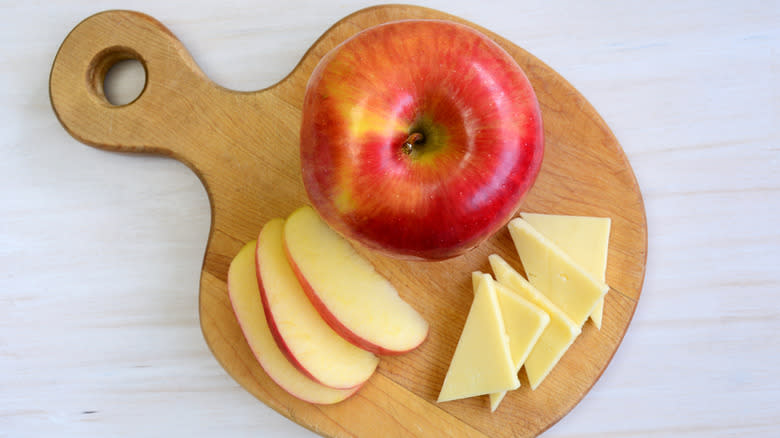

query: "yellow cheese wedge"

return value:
[521, 212, 611, 329]
[508, 218, 609, 328]
[471, 273, 550, 412]
[438, 274, 520, 403]
[489, 255, 580, 390]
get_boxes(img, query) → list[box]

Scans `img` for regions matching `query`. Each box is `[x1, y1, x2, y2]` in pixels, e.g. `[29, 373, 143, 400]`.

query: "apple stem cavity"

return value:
[402, 132, 425, 155]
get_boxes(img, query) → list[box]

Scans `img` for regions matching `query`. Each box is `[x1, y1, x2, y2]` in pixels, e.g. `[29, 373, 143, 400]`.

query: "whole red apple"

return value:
[300, 19, 543, 260]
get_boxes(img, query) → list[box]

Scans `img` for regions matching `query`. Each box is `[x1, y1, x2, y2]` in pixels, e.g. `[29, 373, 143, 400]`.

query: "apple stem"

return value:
[402, 133, 425, 155]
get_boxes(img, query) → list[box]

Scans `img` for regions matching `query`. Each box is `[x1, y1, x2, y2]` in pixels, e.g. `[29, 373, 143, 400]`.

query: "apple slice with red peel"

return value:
[256, 218, 379, 389]
[227, 240, 359, 404]
[283, 205, 429, 355]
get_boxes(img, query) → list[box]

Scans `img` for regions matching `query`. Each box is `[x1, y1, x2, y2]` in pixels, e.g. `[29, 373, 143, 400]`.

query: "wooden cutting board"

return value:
[50, 5, 647, 437]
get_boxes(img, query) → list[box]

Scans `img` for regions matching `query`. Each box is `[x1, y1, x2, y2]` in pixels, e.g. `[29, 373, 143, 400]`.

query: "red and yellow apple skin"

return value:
[254, 218, 378, 389]
[226, 241, 360, 404]
[285, 245, 423, 356]
[300, 19, 544, 260]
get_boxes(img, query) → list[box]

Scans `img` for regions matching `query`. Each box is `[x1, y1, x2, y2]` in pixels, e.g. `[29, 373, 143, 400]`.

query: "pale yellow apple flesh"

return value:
[283, 205, 429, 355]
[257, 218, 379, 389]
[226, 240, 358, 404]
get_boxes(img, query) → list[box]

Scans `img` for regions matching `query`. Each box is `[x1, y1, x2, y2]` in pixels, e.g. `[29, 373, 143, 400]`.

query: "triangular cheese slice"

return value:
[438, 274, 519, 402]
[521, 212, 611, 329]
[489, 255, 580, 390]
[472, 273, 549, 412]
[508, 218, 608, 328]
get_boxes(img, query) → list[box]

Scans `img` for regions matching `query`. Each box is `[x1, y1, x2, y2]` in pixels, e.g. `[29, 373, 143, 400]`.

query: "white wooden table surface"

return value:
[2, 1, 779, 436]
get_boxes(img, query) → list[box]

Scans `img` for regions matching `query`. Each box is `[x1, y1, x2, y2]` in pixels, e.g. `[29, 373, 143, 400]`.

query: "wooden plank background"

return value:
[3, 1, 779, 437]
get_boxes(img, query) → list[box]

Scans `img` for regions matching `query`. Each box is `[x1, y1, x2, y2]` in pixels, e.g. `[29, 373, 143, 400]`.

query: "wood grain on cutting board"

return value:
[50, 5, 647, 437]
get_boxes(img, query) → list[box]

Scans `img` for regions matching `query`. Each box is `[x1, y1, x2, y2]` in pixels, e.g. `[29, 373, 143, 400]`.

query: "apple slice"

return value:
[227, 240, 358, 404]
[257, 218, 379, 389]
[283, 205, 429, 355]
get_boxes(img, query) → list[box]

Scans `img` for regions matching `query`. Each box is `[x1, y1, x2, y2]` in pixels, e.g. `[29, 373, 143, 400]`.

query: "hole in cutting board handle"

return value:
[104, 59, 146, 106]
[49, 10, 215, 158]
[88, 46, 147, 106]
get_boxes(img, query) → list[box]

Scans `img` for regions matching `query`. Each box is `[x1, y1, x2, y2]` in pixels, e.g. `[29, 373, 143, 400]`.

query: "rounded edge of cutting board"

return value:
[195, 5, 647, 438]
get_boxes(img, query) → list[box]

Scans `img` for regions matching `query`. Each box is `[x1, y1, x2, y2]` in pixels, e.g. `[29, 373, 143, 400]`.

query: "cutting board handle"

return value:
[49, 10, 217, 160]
